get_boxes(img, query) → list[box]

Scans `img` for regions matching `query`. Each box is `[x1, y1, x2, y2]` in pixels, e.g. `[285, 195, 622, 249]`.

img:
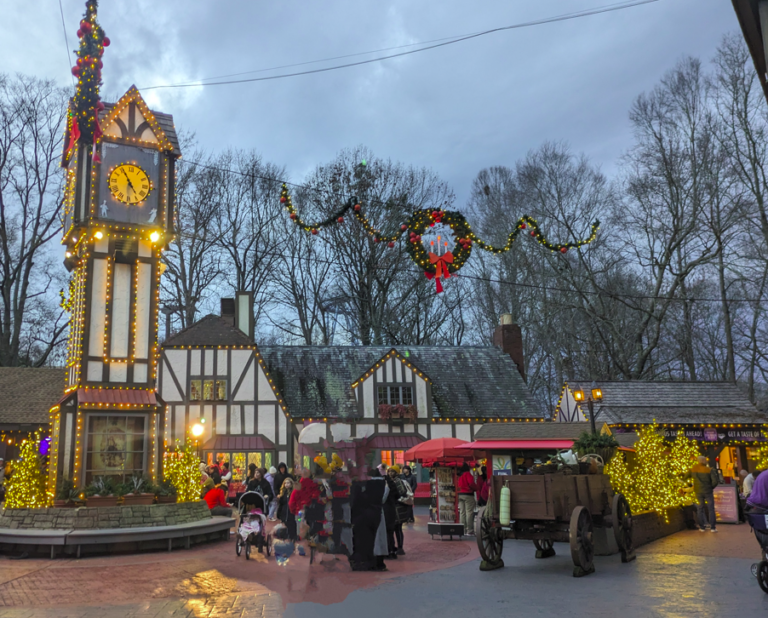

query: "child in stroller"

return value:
[236, 491, 272, 560]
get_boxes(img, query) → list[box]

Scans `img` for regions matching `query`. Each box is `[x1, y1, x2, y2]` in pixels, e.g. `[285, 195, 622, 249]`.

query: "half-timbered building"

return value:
[158, 305, 545, 482]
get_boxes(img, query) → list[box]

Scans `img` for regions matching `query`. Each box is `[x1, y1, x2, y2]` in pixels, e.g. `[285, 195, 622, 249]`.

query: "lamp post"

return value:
[573, 382, 603, 435]
[191, 419, 205, 459]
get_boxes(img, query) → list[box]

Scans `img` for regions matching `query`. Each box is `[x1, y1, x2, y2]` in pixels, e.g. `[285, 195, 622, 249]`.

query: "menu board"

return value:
[435, 467, 457, 523]
[714, 485, 740, 523]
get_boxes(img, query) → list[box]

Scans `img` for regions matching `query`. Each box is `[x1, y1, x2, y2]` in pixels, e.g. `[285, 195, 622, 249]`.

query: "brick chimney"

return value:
[492, 314, 525, 382]
[220, 298, 236, 325]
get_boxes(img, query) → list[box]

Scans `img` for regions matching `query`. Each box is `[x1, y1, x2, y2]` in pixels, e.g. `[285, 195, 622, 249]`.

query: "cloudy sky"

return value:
[2, 0, 741, 205]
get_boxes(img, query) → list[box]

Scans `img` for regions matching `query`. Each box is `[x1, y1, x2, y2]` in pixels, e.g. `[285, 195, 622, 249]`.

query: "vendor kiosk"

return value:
[429, 465, 463, 540]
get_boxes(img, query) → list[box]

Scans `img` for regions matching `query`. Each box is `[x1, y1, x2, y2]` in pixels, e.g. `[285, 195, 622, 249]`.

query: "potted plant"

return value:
[84, 476, 118, 507]
[572, 432, 620, 467]
[155, 479, 177, 504]
[121, 475, 156, 505]
[53, 477, 81, 508]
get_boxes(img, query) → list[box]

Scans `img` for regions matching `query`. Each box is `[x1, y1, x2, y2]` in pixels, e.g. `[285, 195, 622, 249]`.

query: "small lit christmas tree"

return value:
[606, 422, 699, 521]
[5, 432, 53, 509]
[750, 432, 768, 470]
[162, 441, 201, 503]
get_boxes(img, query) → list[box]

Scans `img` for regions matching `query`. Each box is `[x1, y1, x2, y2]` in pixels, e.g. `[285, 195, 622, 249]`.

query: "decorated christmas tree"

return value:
[606, 422, 699, 520]
[5, 432, 53, 509]
[162, 441, 201, 503]
[66, 0, 110, 160]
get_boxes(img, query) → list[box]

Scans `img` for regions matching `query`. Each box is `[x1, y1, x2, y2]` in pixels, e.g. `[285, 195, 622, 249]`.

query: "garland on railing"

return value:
[279, 184, 600, 292]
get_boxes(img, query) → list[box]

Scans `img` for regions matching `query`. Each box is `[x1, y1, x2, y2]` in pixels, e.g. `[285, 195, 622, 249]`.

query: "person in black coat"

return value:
[350, 471, 387, 571]
[274, 462, 293, 495]
[277, 477, 297, 540]
[246, 469, 274, 506]
[383, 473, 400, 559]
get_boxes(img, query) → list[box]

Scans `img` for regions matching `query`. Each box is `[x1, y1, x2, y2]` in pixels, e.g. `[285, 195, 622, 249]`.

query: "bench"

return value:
[0, 529, 70, 559]
[0, 516, 235, 559]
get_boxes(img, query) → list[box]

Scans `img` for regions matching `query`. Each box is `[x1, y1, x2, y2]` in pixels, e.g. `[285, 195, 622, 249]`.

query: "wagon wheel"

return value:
[533, 538, 556, 559]
[569, 506, 595, 577]
[475, 507, 503, 564]
[612, 493, 635, 563]
[758, 561, 768, 594]
[236, 535, 243, 557]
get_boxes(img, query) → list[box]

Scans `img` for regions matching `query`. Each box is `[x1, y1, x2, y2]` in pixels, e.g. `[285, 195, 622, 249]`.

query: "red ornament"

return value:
[102, 37, 111, 47]
[96, 101, 105, 111]
[80, 20, 92, 32]
[311, 229, 318, 235]
[530, 231, 536, 237]
[429, 223, 435, 227]
[290, 213, 297, 220]
[98, 60, 103, 69]
[401, 224, 408, 231]
[337, 217, 344, 223]
[560, 247, 567, 254]
[354, 204, 361, 212]
[71, 67, 80, 76]
[520, 223, 526, 229]
[374, 237, 380, 243]
[77, 29, 84, 38]
[388, 242, 395, 248]
[280, 196, 287, 203]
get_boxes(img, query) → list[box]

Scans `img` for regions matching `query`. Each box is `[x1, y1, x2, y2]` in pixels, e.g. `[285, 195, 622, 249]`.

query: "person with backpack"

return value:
[687, 455, 720, 532]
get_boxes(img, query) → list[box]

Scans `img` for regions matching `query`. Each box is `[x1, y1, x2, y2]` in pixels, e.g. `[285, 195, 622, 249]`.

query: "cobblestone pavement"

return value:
[0, 519, 764, 617]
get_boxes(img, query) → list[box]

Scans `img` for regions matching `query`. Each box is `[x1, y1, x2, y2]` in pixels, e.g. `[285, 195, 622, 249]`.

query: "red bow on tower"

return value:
[425, 251, 453, 293]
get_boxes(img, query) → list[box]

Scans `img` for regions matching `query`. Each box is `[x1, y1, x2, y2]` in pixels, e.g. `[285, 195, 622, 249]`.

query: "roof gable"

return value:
[554, 383, 587, 423]
[162, 315, 254, 348]
[0, 367, 67, 427]
[99, 86, 180, 155]
[352, 348, 431, 387]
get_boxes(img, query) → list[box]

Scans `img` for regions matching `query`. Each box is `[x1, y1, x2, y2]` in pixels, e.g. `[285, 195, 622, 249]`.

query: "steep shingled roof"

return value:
[258, 345, 546, 420]
[0, 367, 67, 428]
[161, 315, 253, 348]
[567, 381, 768, 425]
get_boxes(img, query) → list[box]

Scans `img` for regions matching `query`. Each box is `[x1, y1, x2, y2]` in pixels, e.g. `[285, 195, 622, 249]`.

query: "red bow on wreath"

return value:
[425, 251, 453, 293]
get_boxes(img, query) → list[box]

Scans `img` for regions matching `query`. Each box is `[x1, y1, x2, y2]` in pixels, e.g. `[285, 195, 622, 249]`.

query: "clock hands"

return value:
[121, 168, 137, 200]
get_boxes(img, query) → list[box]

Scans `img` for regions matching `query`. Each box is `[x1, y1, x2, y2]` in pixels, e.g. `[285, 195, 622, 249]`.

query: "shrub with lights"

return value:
[5, 431, 53, 509]
[605, 422, 700, 521]
[750, 432, 768, 470]
[162, 441, 201, 503]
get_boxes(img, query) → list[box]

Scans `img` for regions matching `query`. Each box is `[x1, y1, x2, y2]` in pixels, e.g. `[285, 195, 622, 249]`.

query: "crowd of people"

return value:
[197, 457, 422, 571]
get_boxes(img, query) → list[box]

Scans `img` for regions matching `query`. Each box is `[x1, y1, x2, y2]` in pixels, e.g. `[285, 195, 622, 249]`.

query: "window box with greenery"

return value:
[572, 432, 620, 466]
[84, 476, 118, 507]
[378, 404, 417, 421]
[54, 478, 82, 508]
[120, 475, 157, 505]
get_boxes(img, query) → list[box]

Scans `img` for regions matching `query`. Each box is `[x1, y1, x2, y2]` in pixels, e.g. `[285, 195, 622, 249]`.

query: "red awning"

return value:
[202, 435, 276, 451]
[368, 435, 423, 450]
[75, 388, 157, 406]
[457, 440, 575, 450]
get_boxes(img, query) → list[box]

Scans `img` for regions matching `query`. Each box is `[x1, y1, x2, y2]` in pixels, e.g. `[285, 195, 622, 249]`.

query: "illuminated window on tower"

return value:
[85, 415, 146, 484]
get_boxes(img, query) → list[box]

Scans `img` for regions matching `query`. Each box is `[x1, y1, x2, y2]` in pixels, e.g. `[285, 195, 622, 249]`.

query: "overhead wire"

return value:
[167, 230, 766, 304]
[57, 0, 76, 88]
[142, 0, 660, 90]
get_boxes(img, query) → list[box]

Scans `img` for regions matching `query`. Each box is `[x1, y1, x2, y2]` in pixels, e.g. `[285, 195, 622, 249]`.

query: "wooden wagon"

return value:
[476, 472, 634, 577]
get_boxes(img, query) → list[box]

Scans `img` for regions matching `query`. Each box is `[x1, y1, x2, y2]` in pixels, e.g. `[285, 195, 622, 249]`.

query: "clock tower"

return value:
[49, 1, 180, 489]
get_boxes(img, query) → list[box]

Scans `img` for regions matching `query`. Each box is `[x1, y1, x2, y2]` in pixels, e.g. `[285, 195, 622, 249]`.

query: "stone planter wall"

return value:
[632, 505, 697, 547]
[0, 500, 211, 530]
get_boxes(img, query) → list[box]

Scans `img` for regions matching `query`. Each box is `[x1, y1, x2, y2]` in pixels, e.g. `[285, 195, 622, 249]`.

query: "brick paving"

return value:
[0, 516, 762, 617]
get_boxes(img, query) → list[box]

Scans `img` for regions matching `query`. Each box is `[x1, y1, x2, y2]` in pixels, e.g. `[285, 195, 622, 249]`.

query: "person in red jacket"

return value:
[457, 463, 477, 535]
[203, 472, 232, 517]
[476, 466, 490, 507]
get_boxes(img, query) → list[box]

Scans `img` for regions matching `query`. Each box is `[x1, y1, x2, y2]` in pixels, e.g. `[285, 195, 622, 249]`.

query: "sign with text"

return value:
[613, 427, 766, 443]
[713, 485, 740, 524]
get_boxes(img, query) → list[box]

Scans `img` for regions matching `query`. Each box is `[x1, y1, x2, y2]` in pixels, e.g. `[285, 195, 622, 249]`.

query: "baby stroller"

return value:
[746, 509, 768, 592]
[236, 491, 272, 560]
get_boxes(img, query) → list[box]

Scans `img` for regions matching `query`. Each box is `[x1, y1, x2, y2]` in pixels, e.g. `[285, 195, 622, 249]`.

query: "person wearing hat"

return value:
[387, 464, 411, 556]
[400, 465, 418, 523]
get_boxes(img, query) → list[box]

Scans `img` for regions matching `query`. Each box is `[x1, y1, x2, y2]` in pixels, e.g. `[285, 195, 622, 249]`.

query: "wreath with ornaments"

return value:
[279, 183, 600, 293]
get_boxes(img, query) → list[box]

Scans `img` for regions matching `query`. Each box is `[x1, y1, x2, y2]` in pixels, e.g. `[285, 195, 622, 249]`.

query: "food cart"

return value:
[404, 438, 475, 540]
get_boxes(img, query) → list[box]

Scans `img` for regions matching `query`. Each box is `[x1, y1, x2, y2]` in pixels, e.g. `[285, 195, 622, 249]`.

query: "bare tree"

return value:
[0, 74, 69, 366]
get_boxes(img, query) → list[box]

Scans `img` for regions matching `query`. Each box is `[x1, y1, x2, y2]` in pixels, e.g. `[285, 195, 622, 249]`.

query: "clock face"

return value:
[108, 164, 152, 205]
[97, 143, 162, 226]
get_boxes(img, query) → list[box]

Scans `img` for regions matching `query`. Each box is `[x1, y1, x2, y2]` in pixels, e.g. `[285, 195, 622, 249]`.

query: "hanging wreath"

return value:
[279, 183, 600, 293]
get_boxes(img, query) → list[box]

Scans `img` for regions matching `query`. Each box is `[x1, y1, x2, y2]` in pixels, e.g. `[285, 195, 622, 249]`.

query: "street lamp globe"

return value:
[191, 423, 204, 438]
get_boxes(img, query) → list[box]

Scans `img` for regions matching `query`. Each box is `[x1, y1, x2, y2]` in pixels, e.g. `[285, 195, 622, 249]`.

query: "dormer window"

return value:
[190, 378, 227, 401]
[377, 385, 413, 406]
